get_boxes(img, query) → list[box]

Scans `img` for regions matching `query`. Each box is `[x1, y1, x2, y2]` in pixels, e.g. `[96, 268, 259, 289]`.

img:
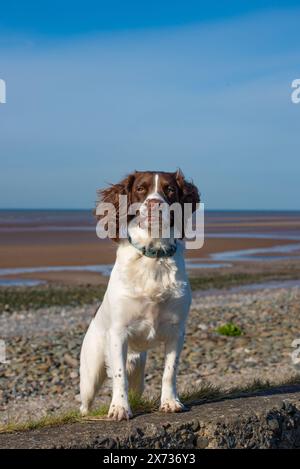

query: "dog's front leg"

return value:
[107, 328, 132, 421]
[160, 330, 187, 413]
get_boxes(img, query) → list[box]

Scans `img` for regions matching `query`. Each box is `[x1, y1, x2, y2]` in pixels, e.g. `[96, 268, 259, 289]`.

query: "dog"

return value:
[80, 170, 200, 421]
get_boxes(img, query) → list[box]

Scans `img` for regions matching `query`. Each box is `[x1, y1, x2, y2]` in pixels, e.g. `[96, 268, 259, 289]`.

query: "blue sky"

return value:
[0, 1, 300, 209]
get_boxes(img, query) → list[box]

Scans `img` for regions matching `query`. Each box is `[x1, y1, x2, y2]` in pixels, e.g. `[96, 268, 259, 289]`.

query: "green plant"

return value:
[216, 322, 243, 337]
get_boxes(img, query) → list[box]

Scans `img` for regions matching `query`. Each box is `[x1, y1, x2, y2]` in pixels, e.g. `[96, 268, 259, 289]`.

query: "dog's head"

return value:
[96, 170, 200, 241]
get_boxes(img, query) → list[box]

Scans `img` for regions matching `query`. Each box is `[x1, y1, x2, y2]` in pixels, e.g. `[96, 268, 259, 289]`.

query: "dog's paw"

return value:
[80, 404, 89, 417]
[108, 404, 133, 421]
[160, 398, 187, 413]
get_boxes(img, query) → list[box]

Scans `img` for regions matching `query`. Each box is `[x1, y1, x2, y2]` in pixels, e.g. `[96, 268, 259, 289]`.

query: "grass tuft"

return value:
[128, 391, 159, 414]
[179, 382, 221, 404]
[0, 410, 80, 434]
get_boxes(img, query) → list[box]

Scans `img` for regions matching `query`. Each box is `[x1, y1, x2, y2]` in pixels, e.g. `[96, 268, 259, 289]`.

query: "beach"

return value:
[1, 210, 300, 426]
[1, 281, 300, 425]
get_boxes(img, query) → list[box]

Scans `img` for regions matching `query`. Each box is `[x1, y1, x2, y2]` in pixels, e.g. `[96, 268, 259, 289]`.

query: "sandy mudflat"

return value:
[0, 228, 298, 285]
[1, 210, 300, 282]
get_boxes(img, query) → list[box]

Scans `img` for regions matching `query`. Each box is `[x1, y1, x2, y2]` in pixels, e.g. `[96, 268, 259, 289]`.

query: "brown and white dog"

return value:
[80, 170, 199, 420]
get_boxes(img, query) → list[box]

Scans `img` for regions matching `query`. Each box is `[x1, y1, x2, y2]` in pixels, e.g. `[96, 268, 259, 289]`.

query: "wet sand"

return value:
[0, 230, 297, 268]
[0, 237, 298, 285]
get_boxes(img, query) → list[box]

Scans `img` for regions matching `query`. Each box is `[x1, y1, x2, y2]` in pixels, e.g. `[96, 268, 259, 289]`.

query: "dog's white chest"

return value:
[100, 241, 191, 352]
[116, 243, 188, 302]
[126, 299, 185, 352]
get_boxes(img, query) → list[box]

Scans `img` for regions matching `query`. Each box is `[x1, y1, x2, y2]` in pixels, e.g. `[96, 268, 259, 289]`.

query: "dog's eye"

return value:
[136, 186, 146, 193]
[166, 186, 175, 193]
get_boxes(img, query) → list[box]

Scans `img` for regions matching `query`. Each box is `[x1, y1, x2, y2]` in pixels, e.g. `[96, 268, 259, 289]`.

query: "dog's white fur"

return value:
[80, 174, 192, 420]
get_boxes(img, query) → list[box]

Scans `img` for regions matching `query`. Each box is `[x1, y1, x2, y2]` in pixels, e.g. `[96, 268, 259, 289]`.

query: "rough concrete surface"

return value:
[1, 385, 300, 449]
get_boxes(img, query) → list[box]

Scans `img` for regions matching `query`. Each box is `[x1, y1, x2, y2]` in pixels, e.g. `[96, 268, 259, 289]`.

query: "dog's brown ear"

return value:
[175, 169, 200, 238]
[95, 173, 135, 242]
[175, 169, 200, 212]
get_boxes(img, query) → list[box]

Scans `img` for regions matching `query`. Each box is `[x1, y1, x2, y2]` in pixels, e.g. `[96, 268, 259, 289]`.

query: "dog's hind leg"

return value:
[80, 320, 107, 416]
[127, 351, 147, 397]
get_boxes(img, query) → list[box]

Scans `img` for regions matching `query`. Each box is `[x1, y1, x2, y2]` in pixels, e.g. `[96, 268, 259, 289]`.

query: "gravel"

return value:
[1, 284, 300, 425]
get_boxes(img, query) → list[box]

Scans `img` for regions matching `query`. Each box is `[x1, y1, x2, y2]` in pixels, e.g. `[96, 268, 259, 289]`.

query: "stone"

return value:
[196, 436, 209, 448]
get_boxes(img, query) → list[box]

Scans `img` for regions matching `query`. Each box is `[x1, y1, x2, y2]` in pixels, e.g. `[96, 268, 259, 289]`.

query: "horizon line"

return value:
[0, 208, 300, 213]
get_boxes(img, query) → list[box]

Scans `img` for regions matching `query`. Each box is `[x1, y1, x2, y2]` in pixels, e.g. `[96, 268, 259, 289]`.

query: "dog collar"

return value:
[127, 235, 177, 258]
